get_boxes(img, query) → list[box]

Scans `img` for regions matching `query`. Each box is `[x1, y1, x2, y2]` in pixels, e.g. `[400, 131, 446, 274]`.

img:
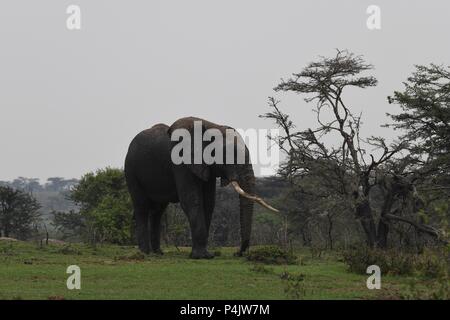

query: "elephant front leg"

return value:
[173, 167, 214, 259]
[203, 178, 216, 236]
[189, 214, 214, 259]
[182, 201, 214, 259]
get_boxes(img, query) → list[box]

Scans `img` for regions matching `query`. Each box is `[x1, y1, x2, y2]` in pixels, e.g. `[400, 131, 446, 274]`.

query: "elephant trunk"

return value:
[236, 165, 255, 255]
[230, 165, 279, 255]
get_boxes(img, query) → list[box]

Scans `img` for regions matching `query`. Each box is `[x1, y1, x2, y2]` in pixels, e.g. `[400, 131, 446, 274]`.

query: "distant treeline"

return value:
[0, 177, 79, 193]
[0, 173, 289, 247]
[0, 177, 79, 235]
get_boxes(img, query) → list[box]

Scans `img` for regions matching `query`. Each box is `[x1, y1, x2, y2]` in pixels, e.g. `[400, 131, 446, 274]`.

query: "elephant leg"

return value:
[149, 202, 168, 254]
[184, 201, 214, 259]
[203, 178, 216, 237]
[134, 201, 151, 254]
[174, 177, 212, 258]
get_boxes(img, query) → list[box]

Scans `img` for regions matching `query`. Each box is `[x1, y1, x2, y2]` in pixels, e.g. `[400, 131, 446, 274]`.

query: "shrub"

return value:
[58, 245, 82, 255]
[280, 271, 307, 299]
[342, 247, 413, 275]
[401, 275, 450, 300]
[249, 264, 274, 274]
[246, 246, 297, 265]
[342, 246, 450, 277]
[116, 250, 146, 261]
[415, 248, 449, 278]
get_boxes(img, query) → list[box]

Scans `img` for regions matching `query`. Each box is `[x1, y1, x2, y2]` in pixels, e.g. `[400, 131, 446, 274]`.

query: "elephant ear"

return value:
[167, 118, 211, 182]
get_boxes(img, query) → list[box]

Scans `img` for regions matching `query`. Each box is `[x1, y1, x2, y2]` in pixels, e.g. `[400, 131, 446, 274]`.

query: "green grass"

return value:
[0, 240, 419, 300]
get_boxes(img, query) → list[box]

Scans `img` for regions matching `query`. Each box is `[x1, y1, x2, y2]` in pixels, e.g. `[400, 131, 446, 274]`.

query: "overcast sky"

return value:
[0, 0, 449, 181]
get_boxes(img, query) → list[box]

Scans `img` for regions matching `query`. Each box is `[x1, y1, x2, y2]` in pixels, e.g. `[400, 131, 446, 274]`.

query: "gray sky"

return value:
[0, 0, 449, 181]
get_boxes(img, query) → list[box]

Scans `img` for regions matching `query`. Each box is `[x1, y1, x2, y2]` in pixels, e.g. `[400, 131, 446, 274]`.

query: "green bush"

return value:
[246, 246, 297, 265]
[280, 271, 307, 299]
[342, 247, 415, 275]
[68, 168, 134, 245]
[415, 248, 449, 278]
[58, 245, 82, 255]
[249, 264, 274, 274]
[342, 246, 450, 277]
[401, 275, 450, 300]
[116, 250, 146, 261]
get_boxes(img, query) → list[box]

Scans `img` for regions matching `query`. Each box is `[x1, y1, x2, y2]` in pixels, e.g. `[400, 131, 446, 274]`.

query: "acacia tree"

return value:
[388, 64, 450, 189]
[261, 50, 412, 248]
[384, 64, 450, 243]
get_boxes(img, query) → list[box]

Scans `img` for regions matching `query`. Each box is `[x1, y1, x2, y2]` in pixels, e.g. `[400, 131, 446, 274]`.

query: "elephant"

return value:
[124, 117, 278, 259]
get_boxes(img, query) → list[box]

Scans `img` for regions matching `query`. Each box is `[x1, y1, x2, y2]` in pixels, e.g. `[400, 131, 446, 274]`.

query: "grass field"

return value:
[0, 240, 420, 300]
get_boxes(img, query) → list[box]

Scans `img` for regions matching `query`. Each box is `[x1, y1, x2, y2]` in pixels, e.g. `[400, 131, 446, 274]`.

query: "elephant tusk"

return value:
[231, 181, 280, 213]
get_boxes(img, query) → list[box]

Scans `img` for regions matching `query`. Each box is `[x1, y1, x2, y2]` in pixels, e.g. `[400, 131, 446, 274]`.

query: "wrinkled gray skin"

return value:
[125, 117, 254, 259]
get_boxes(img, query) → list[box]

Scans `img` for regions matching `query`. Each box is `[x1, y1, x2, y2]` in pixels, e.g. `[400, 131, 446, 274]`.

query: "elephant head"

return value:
[168, 117, 279, 254]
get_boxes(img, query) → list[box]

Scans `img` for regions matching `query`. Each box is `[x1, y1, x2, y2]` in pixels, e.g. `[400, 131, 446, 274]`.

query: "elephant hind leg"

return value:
[127, 173, 152, 254]
[149, 202, 168, 254]
[134, 201, 151, 254]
